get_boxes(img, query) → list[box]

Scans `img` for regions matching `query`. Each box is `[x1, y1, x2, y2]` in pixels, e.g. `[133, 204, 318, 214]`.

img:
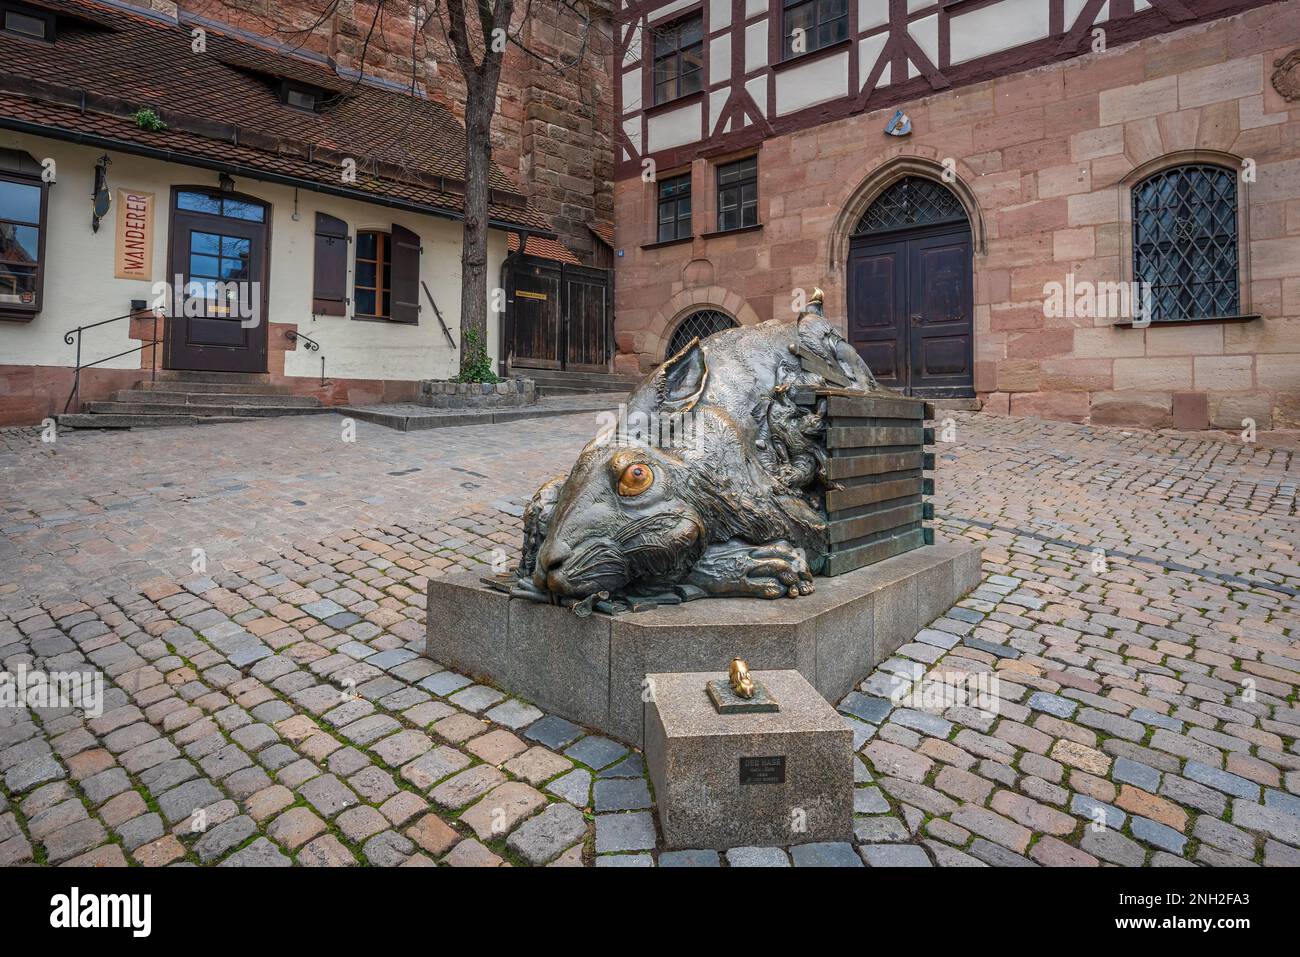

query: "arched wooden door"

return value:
[847, 177, 974, 397]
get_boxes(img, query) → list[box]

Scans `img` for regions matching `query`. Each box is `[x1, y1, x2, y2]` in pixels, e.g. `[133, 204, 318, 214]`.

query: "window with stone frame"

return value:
[716, 156, 758, 232]
[652, 13, 704, 105]
[657, 173, 692, 243]
[1131, 163, 1241, 323]
[782, 0, 848, 59]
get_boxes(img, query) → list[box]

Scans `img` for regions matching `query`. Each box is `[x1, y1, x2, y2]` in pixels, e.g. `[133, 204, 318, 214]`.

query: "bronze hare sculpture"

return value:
[510, 290, 882, 614]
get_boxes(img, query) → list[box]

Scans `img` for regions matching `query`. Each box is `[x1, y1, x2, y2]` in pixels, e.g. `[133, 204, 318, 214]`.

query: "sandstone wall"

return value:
[613, 5, 1300, 430]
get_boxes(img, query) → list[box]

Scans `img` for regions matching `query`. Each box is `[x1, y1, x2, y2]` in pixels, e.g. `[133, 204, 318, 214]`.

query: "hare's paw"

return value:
[748, 542, 815, 598]
[684, 539, 815, 600]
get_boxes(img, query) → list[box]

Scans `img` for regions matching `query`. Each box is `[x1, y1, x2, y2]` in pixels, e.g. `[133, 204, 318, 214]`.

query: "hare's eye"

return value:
[617, 463, 654, 497]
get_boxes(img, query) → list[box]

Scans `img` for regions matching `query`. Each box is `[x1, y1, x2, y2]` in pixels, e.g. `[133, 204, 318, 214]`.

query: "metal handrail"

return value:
[286, 329, 328, 386]
[421, 281, 457, 350]
[63, 306, 161, 414]
[285, 329, 319, 351]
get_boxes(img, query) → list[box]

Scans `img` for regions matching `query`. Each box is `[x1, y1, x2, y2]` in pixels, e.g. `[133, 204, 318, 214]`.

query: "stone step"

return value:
[536, 384, 632, 397]
[57, 413, 258, 429]
[136, 379, 294, 395]
[519, 368, 639, 388]
[111, 389, 321, 408]
[929, 398, 983, 413]
[154, 369, 274, 384]
[83, 401, 333, 417]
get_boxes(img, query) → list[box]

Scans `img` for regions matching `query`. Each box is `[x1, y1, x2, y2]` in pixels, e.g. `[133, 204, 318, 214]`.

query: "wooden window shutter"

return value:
[390, 224, 421, 325]
[312, 212, 349, 315]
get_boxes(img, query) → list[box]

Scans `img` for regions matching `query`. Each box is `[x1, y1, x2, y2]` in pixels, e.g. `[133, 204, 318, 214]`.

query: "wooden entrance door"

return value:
[505, 255, 612, 372]
[165, 189, 269, 373]
[846, 176, 975, 397]
[848, 225, 974, 397]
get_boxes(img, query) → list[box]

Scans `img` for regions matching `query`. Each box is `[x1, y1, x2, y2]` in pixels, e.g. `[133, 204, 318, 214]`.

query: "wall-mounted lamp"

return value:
[91, 154, 112, 233]
[218, 172, 235, 193]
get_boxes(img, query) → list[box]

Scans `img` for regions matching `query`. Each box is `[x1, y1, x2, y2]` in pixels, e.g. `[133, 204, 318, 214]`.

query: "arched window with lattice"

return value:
[854, 176, 967, 235]
[666, 309, 736, 357]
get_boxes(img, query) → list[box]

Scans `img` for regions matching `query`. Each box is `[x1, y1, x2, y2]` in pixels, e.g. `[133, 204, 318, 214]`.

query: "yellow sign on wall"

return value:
[114, 189, 154, 280]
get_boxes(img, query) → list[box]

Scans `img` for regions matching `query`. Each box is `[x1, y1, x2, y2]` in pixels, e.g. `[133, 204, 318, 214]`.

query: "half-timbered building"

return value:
[611, 0, 1300, 430]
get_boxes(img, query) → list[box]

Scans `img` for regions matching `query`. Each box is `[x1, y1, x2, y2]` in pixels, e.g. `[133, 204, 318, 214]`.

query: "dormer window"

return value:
[1, 3, 55, 41]
[280, 81, 322, 113]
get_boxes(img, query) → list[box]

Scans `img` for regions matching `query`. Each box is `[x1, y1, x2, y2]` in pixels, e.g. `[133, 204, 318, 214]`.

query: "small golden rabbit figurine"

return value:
[728, 658, 756, 699]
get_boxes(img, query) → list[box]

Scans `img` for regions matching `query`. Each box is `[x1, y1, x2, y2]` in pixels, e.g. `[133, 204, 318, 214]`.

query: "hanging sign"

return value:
[114, 189, 154, 280]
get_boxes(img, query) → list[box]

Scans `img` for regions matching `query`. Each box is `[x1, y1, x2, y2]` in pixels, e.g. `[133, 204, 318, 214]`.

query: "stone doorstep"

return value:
[645, 669, 853, 851]
[336, 404, 602, 433]
[424, 540, 984, 747]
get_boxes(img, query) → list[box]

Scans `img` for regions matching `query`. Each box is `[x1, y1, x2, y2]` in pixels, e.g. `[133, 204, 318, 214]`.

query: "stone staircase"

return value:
[522, 368, 639, 398]
[58, 370, 332, 429]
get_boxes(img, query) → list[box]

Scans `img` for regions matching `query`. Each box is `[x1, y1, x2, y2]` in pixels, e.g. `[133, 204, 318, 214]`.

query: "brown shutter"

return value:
[312, 212, 349, 316]
[390, 224, 421, 325]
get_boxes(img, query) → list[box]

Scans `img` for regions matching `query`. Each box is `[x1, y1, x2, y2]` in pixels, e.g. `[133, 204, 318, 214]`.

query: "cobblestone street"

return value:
[0, 411, 1296, 867]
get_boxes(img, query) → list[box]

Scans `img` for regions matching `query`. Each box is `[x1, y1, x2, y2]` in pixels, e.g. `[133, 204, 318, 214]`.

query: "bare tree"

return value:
[441, 0, 515, 370]
[276, 0, 605, 376]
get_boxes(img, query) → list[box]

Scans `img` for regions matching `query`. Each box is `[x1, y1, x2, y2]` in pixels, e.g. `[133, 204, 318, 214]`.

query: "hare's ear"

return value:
[657, 337, 708, 413]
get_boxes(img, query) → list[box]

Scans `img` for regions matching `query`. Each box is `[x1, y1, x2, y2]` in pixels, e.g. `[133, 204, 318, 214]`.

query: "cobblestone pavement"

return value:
[0, 412, 1296, 867]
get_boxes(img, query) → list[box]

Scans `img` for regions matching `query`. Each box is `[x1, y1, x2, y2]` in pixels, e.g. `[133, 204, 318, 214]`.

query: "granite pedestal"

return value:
[424, 540, 982, 746]
[645, 669, 852, 849]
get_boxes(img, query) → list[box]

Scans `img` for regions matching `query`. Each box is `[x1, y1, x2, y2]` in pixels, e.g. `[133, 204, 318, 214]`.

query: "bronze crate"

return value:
[804, 389, 935, 577]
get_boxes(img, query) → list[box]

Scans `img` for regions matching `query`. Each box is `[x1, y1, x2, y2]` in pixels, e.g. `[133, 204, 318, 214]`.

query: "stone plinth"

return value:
[645, 669, 852, 850]
[419, 377, 535, 409]
[425, 540, 982, 745]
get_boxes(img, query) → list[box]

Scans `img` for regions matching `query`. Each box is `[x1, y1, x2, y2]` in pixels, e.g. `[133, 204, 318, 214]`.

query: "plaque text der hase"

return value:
[739, 755, 786, 784]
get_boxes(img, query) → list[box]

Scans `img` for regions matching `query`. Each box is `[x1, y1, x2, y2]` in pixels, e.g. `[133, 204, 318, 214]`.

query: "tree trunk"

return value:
[453, 0, 513, 378]
[458, 76, 494, 376]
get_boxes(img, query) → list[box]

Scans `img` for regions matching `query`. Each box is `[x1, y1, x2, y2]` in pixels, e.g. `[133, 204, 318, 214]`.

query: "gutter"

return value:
[0, 117, 557, 238]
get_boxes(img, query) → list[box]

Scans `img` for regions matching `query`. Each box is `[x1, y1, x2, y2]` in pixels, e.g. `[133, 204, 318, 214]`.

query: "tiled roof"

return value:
[0, 0, 551, 233]
[506, 232, 583, 266]
[588, 220, 615, 249]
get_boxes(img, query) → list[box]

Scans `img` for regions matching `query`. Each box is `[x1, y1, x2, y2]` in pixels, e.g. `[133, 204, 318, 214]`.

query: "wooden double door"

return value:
[505, 255, 612, 373]
[847, 223, 974, 397]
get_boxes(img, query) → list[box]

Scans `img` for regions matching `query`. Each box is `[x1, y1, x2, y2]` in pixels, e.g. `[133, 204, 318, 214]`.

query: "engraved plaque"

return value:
[739, 755, 786, 784]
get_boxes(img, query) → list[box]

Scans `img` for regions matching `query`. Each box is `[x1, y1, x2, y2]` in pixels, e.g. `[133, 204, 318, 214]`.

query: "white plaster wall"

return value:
[623, 67, 643, 113]
[859, 0, 889, 31]
[775, 50, 850, 115]
[0, 131, 508, 383]
[710, 34, 731, 85]
[623, 117, 644, 157]
[709, 88, 730, 134]
[647, 101, 703, 151]
[911, 13, 939, 66]
[709, 0, 731, 29]
[1065, 0, 1111, 26]
[859, 32, 890, 89]
[745, 19, 768, 73]
[950, 0, 1052, 65]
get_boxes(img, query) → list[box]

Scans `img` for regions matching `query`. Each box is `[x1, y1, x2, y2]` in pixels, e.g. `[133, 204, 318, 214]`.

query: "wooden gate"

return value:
[505, 255, 612, 373]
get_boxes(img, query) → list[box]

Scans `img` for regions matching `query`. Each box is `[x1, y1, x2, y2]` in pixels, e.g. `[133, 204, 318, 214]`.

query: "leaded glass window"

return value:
[1132, 164, 1239, 323]
[667, 309, 735, 357]
[854, 176, 966, 234]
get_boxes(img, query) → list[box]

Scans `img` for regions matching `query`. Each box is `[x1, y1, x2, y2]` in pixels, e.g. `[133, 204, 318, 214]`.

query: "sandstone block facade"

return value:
[613, 4, 1300, 430]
